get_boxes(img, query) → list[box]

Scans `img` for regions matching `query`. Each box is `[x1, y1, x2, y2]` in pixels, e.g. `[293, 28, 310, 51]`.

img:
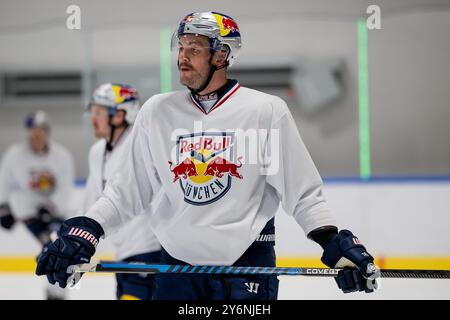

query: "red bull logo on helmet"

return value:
[213, 12, 240, 38]
[183, 14, 194, 23]
[111, 84, 138, 104]
[168, 132, 243, 206]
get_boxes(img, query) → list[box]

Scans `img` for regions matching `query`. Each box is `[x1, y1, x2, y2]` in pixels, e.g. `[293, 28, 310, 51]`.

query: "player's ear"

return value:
[213, 46, 229, 68]
[112, 110, 126, 126]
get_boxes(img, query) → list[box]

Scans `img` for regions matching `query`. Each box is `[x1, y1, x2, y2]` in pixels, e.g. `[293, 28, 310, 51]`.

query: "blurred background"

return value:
[0, 0, 449, 299]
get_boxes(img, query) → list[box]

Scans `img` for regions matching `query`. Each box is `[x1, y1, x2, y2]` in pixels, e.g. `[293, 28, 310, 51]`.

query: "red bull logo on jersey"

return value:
[168, 132, 243, 206]
[168, 158, 198, 182]
[29, 170, 56, 195]
[204, 156, 243, 179]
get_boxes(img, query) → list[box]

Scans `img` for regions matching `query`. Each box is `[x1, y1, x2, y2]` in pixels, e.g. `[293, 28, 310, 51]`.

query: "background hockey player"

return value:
[36, 12, 380, 299]
[0, 110, 75, 299]
[83, 83, 161, 300]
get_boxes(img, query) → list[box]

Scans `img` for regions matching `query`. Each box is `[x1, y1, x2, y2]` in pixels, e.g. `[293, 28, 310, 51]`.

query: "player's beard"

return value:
[93, 121, 110, 139]
[179, 63, 210, 91]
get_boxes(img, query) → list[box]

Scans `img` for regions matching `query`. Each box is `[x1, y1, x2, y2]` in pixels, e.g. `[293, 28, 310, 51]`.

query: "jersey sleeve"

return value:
[0, 147, 16, 205]
[81, 145, 102, 214]
[50, 147, 76, 218]
[85, 109, 156, 236]
[264, 98, 336, 235]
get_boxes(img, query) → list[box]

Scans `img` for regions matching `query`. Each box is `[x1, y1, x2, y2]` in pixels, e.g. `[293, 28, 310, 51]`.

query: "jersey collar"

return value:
[190, 79, 240, 115]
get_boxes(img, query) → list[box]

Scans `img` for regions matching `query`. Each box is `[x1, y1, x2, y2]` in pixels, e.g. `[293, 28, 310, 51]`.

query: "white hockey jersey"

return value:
[86, 83, 336, 265]
[82, 128, 160, 260]
[0, 141, 75, 219]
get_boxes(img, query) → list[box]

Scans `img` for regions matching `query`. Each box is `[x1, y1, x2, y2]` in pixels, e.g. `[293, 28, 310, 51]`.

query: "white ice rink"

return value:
[1, 274, 449, 300]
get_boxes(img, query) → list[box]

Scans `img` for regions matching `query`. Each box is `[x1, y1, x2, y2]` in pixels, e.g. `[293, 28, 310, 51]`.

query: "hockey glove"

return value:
[321, 230, 380, 293]
[24, 206, 63, 244]
[0, 203, 16, 230]
[35, 216, 104, 288]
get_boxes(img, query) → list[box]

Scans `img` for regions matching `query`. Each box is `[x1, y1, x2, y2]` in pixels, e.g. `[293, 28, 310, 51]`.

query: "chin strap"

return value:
[106, 120, 115, 152]
[106, 120, 129, 152]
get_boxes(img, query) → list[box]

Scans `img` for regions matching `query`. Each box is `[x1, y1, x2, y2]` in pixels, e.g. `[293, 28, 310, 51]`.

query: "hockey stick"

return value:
[66, 261, 450, 287]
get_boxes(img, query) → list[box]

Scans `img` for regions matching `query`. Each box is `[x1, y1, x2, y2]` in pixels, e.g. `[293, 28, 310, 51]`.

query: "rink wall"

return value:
[1, 178, 450, 271]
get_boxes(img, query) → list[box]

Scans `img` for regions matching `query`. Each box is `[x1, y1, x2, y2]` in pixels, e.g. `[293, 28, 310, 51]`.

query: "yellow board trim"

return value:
[1, 256, 450, 273]
[0, 256, 113, 273]
[119, 294, 141, 300]
[0, 257, 37, 272]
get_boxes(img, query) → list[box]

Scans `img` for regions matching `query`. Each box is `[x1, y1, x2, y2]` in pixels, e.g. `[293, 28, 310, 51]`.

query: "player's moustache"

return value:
[179, 63, 193, 70]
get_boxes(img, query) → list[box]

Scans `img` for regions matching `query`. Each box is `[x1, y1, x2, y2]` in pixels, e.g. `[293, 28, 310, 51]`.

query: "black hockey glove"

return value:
[321, 230, 380, 293]
[24, 206, 63, 244]
[35, 216, 104, 288]
[0, 203, 16, 230]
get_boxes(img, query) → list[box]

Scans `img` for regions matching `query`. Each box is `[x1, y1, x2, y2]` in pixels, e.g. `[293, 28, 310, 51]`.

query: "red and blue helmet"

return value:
[88, 83, 140, 124]
[172, 12, 242, 67]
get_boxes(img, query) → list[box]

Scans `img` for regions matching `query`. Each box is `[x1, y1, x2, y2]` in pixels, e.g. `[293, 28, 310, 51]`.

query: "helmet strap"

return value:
[215, 61, 229, 71]
[106, 115, 129, 152]
[106, 116, 115, 152]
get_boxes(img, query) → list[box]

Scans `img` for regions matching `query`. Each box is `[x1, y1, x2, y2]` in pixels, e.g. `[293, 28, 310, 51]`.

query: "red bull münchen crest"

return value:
[29, 170, 56, 196]
[169, 132, 243, 206]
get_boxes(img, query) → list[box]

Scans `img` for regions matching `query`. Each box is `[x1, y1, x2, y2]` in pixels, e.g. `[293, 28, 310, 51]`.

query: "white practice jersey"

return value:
[0, 141, 75, 219]
[83, 128, 160, 260]
[87, 82, 336, 265]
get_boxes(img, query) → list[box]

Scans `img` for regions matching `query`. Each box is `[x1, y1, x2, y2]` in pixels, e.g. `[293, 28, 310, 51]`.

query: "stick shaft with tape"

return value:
[69, 261, 450, 279]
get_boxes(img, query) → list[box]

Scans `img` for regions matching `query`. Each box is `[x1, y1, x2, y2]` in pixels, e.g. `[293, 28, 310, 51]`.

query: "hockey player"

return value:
[0, 110, 75, 299]
[36, 12, 380, 299]
[83, 83, 161, 300]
